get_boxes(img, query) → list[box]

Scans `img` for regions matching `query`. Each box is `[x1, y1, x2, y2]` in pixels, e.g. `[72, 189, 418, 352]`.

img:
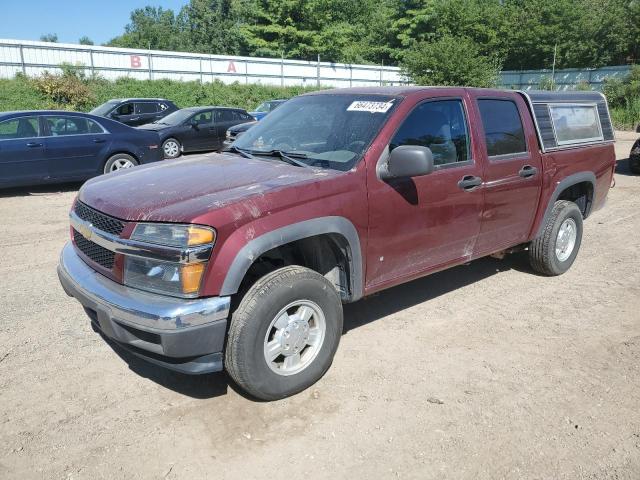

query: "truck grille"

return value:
[74, 201, 125, 236]
[73, 229, 115, 269]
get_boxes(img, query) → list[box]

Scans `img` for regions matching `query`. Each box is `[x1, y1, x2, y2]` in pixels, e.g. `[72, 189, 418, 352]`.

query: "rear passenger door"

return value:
[213, 110, 239, 149]
[134, 102, 161, 125]
[0, 115, 47, 187]
[43, 115, 109, 180]
[471, 94, 543, 254]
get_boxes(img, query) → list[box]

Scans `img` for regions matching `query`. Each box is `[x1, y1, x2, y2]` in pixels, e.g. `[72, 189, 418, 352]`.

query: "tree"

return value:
[40, 33, 58, 43]
[107, 6, 187, 51]
[401, 36, 502, 87]
[180, 0, 245, 55]
[78, 36, 94, 45]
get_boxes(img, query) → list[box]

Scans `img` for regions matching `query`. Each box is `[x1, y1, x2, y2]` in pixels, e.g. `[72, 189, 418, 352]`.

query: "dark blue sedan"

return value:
[0, 111, 162, 188]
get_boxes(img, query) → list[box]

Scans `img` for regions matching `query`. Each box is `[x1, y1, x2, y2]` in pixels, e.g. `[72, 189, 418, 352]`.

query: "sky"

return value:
[1, 0, 189, 45]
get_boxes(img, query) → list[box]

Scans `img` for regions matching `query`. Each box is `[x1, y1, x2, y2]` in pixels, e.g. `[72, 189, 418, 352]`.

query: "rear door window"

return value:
[478, 99, 527, 157]
[45, 116, 104, 136]
[217, 110, 235, 122]
[0, 116, 40, 139]
[135, 102, 159, 114]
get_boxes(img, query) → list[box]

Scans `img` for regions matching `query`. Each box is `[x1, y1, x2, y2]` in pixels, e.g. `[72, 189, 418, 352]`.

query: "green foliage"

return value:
[31, 64, 94, 110]
[40, 33, 58, 43]
[400, 36, 502, 87]
[78, 36, 94, 45]
[0, 73, 319, 113]
[603, 66, 640, 130]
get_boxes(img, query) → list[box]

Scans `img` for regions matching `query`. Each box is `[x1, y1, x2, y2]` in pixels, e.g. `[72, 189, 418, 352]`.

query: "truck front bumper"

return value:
[57, 242, 230, 374]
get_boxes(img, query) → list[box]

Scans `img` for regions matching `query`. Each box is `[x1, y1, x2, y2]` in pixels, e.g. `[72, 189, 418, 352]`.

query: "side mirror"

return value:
[379, 145, 434, 180]
[110, 113, 119, 120]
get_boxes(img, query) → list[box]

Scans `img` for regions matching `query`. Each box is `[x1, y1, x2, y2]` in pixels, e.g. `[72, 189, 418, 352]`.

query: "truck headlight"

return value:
[124, 224, 215, 298]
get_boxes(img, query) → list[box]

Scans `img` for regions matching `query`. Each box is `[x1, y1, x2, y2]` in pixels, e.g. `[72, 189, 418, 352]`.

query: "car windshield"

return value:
[234, 94, 398, 171]
[155, 109, 194, 125]
[89, 101, 119, 116]
[253, 102, 271, 113]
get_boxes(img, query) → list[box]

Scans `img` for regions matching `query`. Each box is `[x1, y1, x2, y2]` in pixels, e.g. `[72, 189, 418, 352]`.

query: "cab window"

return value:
[478, 99, 527, 157]
[390, 99, 470, 166]
[0, 116, 40, 139]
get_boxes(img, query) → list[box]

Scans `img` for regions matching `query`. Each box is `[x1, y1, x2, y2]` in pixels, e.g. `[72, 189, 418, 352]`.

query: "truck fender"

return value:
[220, 216, 364, 301]
[534, 171, 596, 238]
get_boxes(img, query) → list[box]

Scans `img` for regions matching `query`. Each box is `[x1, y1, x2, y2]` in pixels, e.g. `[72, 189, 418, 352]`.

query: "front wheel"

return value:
[629, 151, 640, 174]
[529, 200, 583, 276]
[225, 266, 343, 401]
[162, 138, 181, 159]
[103, 153, 138, 174]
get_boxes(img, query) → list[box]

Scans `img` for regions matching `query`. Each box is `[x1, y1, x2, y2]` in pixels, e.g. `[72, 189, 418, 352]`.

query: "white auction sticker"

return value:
[347, 100, 394, 113]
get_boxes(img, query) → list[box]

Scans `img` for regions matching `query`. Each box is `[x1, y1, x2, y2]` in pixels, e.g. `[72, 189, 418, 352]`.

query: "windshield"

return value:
[254, 102, 271, 113]
[234, 94, 398, 171]
[155, 109, 193, 125]
[89, 101, 119, 116]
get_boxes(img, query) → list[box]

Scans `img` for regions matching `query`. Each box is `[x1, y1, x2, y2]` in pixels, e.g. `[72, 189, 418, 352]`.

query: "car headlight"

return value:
[124, 224, 215, 298]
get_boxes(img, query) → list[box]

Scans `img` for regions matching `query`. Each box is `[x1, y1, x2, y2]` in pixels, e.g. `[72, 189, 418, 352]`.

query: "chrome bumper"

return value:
[57, 242, 230, 374]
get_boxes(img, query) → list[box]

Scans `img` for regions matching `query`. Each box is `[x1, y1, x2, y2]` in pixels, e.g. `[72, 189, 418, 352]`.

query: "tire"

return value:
[225, 266, 343, 401]
[162, 138, 181, 159]
[103, 153, 138, 174]
[629, 153, 640, 175]
[529, 200, 583, 276]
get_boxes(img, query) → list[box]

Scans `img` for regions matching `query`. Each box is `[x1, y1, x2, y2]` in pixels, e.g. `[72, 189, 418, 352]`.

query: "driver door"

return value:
[183, 110, 213, 151]
[365, 95, 485, 289]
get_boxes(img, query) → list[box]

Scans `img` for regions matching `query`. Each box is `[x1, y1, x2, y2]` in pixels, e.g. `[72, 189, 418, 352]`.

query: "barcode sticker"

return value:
[347, 100, 394, 113]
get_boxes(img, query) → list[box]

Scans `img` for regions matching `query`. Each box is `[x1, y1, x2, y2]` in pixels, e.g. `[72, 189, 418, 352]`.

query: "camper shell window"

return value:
[518, 91, 614, 152]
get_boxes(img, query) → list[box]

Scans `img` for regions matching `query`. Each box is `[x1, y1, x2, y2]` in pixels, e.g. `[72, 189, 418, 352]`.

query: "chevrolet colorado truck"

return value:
[58, 87, 616, 400]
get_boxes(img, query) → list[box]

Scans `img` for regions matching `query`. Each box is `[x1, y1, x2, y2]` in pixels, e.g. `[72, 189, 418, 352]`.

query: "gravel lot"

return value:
[1, 133, 639, 480]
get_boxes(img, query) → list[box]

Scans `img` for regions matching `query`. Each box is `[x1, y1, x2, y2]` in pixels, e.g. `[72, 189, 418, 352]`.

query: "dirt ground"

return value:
[0, 133, 639, 480]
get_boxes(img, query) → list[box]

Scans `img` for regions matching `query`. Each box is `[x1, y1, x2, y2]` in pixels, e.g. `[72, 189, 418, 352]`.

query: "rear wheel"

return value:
[225, 266, 343, 401]
[162, 138, 181, 159]
[529, 200, 583, 276]
[103, 154, 138, 174]
[629, 152, 640, 174]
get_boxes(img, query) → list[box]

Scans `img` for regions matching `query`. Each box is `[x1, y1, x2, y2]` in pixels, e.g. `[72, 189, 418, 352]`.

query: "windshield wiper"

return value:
[251, 150, 310, 168]
[223, 145, 254, 159]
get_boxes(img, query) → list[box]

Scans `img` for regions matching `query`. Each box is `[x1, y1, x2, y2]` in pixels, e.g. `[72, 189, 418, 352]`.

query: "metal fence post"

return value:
[317, 54, 320, 87]
[19, 43, 26, 75]
[281, 53, 284, 87]
[199, 58, 203, 84]
[148, 53, 152, 80]
[89, 49, 95, 77]
[380, 61, 384, 86]
[349, 65, 352, 87]
[245, 60, 248, 84]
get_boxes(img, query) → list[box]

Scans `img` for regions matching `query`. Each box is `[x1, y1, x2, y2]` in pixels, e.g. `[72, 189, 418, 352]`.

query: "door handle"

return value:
[458, 175, 483, 191]
[93, 138, 106, 144]
[26, 142, 43, 148]
[519, 165, 538, 178]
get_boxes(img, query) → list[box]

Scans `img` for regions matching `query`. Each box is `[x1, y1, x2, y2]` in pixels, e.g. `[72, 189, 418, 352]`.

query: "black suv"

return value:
[89, 98, 178, 127]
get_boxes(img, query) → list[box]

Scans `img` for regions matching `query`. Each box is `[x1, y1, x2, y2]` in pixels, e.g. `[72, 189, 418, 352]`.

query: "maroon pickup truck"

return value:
[58, 87, 616, 400]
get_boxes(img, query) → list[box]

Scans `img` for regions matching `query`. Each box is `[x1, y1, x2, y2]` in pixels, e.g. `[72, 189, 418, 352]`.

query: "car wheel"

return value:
[528, 200, 583, 276]
[162, 138, 181, 159]
[103, 154, 138, 174]
[629, 152, 640, 175]
[225, 266, 343, 401]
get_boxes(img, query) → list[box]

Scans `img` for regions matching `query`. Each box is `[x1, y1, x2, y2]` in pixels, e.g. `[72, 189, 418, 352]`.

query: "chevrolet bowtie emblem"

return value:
[77, 222, 93, 241]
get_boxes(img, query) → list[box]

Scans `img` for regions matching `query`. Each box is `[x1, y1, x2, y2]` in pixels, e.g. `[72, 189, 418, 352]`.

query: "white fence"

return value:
[0, 39, 405, 88]
[500, 65, 632, 91]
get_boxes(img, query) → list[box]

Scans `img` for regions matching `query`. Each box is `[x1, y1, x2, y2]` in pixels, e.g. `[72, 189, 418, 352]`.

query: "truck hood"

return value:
[78, 152, 339, 223]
